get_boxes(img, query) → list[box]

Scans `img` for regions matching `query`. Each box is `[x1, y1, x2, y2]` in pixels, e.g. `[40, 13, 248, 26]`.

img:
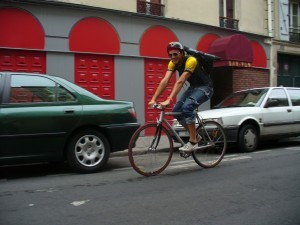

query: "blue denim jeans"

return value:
[172, 85, 213, 125]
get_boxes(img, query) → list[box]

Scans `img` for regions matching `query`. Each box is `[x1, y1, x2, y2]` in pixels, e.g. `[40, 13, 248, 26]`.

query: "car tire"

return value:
[67, 129, 110, 173]
[238, 124, 258, 152]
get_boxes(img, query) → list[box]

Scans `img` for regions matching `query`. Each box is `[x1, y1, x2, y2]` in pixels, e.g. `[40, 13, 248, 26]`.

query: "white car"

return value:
[172, 87, 300, 152]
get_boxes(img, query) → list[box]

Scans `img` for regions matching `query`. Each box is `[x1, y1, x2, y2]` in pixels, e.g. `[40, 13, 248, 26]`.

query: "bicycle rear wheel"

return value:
[192, 120, 227, 168]
[128, 123, 173, 176]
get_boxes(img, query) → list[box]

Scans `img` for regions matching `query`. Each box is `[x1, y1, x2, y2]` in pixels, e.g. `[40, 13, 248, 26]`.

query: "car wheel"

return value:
[67, 129, 110, 173]
[238, 124, 258, 152]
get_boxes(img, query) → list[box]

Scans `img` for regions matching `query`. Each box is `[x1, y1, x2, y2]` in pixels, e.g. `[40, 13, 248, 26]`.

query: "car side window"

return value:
[287, 89, 300, 106]
[267, 89, 289, 107]
[9, 75, 76, 103]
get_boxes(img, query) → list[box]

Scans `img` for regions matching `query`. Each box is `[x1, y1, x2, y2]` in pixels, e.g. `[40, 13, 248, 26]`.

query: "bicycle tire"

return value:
[192, 120, 227, 168]
[128, 123, 174, 176]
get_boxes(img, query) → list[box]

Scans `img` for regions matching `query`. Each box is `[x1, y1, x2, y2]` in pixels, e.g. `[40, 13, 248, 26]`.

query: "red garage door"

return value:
[0, 49, 46, 73]
[144, 58, 176, 124]
[69, 17, 120, 99]
[75, 54, 115, 99]
[140, 25, 179, 124]
[0, 8, 45, 73]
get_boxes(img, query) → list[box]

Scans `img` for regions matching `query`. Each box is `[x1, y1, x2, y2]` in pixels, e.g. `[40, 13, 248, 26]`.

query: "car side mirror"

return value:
[265, 98, 279, 108]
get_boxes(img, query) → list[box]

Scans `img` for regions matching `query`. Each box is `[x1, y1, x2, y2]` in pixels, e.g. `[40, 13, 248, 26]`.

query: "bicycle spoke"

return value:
[128, 123, 173, 176]
[192, 121, 227, 168]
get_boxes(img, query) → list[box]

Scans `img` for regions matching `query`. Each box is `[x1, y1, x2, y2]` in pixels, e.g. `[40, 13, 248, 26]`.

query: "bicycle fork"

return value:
[148, 123, 162, 151]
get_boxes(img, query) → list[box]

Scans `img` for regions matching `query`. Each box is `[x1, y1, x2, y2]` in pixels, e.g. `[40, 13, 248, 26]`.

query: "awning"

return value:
[208, 34, 253, 67]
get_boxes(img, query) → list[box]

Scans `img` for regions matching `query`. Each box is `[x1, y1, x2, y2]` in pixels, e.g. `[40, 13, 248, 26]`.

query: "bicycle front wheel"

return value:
[192, 120, 227, 168]
[128, 123, 173, 176]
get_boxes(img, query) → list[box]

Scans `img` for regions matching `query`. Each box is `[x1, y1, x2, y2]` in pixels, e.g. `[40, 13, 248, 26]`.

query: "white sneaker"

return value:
[179, 142, 198, 152]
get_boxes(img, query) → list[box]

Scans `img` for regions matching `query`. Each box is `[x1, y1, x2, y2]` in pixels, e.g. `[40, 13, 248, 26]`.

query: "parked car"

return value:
[0, 72, 139, 173]
[172, 87, 300, 152]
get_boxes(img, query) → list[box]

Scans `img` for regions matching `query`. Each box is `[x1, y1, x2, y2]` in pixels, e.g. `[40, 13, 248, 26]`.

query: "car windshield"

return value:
[214, 88, 268, 108]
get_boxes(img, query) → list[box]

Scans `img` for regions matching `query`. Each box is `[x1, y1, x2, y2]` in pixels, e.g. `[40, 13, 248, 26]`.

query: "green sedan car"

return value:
[0, 72, 139, 173]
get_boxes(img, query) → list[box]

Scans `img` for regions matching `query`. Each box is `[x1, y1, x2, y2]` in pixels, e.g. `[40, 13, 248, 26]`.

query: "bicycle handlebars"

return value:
[151, 104, 163, 109]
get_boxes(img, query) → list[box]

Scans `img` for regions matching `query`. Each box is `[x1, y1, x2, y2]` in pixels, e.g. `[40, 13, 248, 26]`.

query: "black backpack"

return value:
[183, 46, 220, 75]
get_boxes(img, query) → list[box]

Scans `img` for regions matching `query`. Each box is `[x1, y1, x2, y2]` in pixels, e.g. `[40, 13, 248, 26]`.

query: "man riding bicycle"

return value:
[148, 42, 213, 152]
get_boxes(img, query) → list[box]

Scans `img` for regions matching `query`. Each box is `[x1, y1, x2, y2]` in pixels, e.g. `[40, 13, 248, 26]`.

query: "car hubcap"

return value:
[75, 135, 104, 167]
[244, 129, 256, 149]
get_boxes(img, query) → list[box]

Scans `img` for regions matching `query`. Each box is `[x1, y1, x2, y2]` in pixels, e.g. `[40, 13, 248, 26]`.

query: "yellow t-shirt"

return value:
[167, 55, 212, 87]
[168, 56, 198, 74]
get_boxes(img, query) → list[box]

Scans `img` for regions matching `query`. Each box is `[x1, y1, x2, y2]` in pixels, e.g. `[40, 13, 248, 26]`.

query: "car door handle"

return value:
[287, 109, 292, 113]
[64, 108, 75, 114]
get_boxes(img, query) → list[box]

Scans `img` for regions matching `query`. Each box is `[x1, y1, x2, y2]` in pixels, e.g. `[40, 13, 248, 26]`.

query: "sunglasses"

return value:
[169, 52, 180, 58]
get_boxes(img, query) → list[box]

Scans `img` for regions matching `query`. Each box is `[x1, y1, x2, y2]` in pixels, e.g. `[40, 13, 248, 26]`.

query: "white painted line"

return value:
[114, 155, 252, 172]
[35, 188, 57, 193]
[171, 160, 194, 165]
[253, 150, 272, 154]
[285, 147, 300, 150]
[171, 156, 252, 168]
[224, 154, 239, 158]
[71, 200, 90, 206]
[169, 163, 196, 170]
[222, 156, 252, 161]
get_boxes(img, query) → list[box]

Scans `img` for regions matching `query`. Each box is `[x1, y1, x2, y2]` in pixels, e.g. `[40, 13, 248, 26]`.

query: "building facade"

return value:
[0, 0, 299, 124]
[272, 0, 300, 87]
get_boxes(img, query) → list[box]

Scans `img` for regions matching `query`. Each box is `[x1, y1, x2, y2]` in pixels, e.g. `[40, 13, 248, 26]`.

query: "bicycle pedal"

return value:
[179, 151, 191, 158]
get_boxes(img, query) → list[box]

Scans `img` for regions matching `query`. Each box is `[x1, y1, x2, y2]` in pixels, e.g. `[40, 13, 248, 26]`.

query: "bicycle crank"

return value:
[179, 151, 192, 158]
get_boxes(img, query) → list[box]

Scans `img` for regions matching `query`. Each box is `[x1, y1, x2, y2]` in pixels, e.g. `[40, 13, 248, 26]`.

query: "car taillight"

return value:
[128, 108, 137, 119]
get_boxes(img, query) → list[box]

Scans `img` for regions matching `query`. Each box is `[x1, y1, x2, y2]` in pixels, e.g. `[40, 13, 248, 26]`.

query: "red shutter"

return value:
[144, 58, 176, 125]
[75, 54, 115, 99]
[0, 49, 46, 73]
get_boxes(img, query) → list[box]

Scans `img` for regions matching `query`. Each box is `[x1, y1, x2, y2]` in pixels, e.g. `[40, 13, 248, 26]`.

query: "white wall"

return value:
[164, 0, 219, 26]
[59, 0, 136, 12]
[238, 0, 267, 36]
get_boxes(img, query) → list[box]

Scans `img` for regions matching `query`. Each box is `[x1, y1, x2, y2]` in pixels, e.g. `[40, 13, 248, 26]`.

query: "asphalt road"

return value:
[0, 139, 300, 225]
